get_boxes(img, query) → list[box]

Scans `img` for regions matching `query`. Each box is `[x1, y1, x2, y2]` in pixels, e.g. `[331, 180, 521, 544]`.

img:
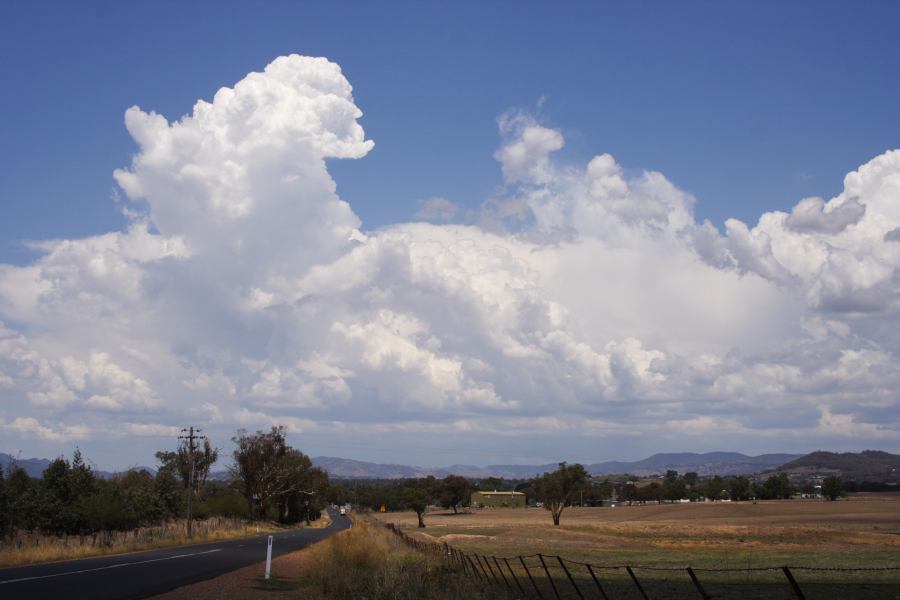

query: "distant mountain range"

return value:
[776, 450, 900, 482]
[6, 449, 897, 482]
[0, 452, 155, 479]
[311, 452, 803, 480]
[588, 452, 803, 477]
[0, 453, 54, 478]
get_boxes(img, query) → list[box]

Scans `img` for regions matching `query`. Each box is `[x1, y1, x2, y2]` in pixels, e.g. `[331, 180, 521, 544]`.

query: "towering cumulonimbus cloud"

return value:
[0, 54, 898, 459]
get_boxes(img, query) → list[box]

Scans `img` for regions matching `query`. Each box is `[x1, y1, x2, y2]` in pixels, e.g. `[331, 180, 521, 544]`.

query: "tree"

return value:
[231, 426, 322, 520]
[728, 476, 752, 501]
[532, 462, 589, 526]
[480, 476, 507, 491]
[77, 481, 130, 539]
[117, 470, 165, 527]
[621, 481, 638, 505]
[439, 475, 471, 514]
[275, 452, 328, 524]
[5, 465, 36, 532]
[683, 472, 699, 487]
[298, 466, 328, 524]
[663, 478, 686, 502]
[325, 482, 353, 506]
[403, 487, 428, 528]
[155, 438, 218, 497]
[154, 467, 182, 518]
[70, 448, 97, 501]
[761, 473, 793, 500]
[821, 476, 844, 501]
[704, 476, 726, 501]
[38, 457, 76, 534]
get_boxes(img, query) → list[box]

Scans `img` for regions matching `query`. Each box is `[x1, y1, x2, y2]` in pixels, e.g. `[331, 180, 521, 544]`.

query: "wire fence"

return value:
[380, 521, 900, 600]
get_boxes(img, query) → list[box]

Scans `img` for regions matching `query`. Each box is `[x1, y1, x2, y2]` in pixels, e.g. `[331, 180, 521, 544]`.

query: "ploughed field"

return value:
[370, 495, 900, 599]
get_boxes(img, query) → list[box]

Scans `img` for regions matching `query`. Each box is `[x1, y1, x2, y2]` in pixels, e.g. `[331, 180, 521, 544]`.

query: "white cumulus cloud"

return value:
[1, 54, 898, 466]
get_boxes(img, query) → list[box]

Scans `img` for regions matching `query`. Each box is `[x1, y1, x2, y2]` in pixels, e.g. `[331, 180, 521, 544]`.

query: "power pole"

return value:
[179, 426, 205, 538]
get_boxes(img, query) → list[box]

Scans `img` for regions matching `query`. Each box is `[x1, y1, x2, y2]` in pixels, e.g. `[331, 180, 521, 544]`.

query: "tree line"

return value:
[616, 470, 844, 504]
[326, 463, 845, 528]
[324, 462, 591, 527]
[0, 426, 328, 542]
[2, 443, 847, 539]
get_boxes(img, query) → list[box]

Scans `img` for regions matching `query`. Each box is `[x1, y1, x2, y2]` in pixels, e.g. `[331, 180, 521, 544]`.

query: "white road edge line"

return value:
[0, 548, 222, 585]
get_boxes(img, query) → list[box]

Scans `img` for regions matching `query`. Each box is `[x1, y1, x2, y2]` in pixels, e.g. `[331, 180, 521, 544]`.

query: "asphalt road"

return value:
[0, 509, 350, 599]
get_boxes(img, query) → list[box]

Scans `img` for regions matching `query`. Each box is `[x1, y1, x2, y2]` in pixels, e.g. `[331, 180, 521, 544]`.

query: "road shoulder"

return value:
[151, 546, 313, 599]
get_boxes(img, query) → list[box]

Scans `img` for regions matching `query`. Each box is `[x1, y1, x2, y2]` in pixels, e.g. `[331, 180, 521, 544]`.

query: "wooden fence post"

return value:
[504, 557, 526, 596]
[493, 556, 512, 589]
[477, 555, 496, 583]
[586, 564, 610, 600]
[457, 551, 470, 576]
[626, 566, 650, 600]
[482, 554, 501, 584]
[538, 554, 562, 600]
[686, 567, 711, 600]
[520, 556, 544, 599]
[782, 567, 806, 600]
[467, 555, 484, 580]
[556, 556, 585, 600]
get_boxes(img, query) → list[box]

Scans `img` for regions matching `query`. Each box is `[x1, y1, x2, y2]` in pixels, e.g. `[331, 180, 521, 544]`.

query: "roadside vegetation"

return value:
[0, 426, 329, 566]
[0, 517, 286, 568]
[298, 520, 511, 600]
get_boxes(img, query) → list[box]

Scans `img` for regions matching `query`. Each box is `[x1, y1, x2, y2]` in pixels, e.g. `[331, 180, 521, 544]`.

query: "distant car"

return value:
[340, 507, 346, 516]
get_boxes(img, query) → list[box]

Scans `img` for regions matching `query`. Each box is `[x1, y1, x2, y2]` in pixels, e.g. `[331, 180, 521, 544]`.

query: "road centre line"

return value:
[0, 548, 222, 585]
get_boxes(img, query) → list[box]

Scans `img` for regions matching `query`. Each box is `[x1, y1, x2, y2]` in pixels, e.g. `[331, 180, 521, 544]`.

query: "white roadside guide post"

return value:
[265, 535, 274, 580]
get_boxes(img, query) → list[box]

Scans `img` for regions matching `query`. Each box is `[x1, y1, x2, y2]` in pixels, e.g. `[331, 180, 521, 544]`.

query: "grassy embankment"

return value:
[370, 497, 900, 598]
[293, 519, 511, 600]
[0, 514, 330, 568]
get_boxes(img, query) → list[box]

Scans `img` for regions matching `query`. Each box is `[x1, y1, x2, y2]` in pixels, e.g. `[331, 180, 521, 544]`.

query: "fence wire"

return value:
[380, 521, 900, 600]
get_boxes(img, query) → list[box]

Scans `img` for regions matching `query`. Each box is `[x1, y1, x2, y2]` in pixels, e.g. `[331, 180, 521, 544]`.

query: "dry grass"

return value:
[298, 520, 512, 600]
[368, 498, 900, 599]
[0, 518, 289, 568]
[369, 496, 900, 570]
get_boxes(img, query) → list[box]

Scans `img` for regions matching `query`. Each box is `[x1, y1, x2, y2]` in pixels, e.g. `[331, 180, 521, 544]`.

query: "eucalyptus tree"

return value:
[533, 462, 589, 526]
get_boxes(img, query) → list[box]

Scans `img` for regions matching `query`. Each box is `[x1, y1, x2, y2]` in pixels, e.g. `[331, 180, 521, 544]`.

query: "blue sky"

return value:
[1, 1, 899, 469]
[3, 1, 899, 263]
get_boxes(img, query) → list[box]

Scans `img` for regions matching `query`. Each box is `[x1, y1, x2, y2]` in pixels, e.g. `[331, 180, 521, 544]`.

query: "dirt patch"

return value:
[152, 547, 311, 600]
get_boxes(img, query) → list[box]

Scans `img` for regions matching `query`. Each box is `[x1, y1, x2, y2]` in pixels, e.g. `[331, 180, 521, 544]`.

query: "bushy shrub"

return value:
[201, 494, 249, 519]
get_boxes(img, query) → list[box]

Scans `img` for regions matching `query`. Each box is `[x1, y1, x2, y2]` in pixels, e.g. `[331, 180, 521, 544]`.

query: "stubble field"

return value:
[369, 495, 900, 599]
